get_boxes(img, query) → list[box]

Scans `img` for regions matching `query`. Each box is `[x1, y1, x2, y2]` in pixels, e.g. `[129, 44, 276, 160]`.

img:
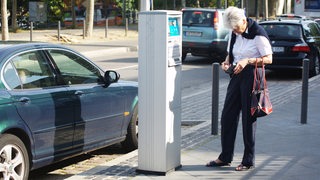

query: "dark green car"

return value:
[0, 43, 138, 179]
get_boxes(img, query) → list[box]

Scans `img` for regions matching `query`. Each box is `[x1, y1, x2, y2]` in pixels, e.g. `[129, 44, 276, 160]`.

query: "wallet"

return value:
[225, 64, 235, 76]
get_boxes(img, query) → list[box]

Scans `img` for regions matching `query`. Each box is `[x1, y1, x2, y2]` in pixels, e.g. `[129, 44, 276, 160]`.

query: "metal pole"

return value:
[125, 18, 128, 37]
[211, 63, 219, 135]
[105, 18, 108, 38]
[58, 21, 61, 42]
[83, 20, 85, 39]
[255, 0, 259, 20]
[265, 0, 268, 20]
[301, 59, 309, 124]
[30, 22, 33, 42]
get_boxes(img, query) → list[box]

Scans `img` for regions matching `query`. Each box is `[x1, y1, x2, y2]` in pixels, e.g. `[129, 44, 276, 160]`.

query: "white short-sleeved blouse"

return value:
[227, 31, 273, 64]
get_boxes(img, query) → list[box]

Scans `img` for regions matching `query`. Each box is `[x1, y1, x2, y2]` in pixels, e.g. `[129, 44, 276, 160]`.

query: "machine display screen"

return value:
[168, 17, 180, 37]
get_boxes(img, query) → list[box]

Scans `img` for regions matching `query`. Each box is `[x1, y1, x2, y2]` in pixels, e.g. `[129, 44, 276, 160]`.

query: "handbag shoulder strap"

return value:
[252, 60, 268, 91]
[261, 61, 268, 89]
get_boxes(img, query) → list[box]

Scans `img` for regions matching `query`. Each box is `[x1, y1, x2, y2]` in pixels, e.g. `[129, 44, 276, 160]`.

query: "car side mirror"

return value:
[104, 70, 120, 87]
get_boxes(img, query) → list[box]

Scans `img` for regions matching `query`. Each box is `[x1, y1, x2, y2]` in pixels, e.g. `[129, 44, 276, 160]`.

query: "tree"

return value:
[1, 0, 9, 40]
[181, 0, 186, 8]
[72, 0, 77, 28]
[12, 0, 18, 31]
[84, 0, 94, 37]
[46, 0, 65, 23]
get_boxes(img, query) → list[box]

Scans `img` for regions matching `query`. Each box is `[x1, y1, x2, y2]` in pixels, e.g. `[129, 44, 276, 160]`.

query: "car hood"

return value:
[117, 80, 138, 89]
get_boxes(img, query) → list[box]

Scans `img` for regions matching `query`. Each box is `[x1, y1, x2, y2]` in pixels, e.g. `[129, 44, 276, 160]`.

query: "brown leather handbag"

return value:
[251, 61, 273, 118]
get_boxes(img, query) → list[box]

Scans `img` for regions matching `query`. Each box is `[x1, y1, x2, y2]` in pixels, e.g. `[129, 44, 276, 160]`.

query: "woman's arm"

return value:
[247, 54, 273, 66]
[233, 54, 272, 74]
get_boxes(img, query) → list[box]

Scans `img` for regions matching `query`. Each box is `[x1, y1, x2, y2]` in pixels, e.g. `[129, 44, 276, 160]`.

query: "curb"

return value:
[65, 150, 138, 180]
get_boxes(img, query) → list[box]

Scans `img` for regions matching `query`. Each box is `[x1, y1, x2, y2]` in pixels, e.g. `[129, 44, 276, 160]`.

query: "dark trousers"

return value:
[218, 65, 257, 166]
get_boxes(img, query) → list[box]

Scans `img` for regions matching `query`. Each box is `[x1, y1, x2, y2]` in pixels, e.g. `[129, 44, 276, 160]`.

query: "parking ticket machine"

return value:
[138, 10, 182, 175]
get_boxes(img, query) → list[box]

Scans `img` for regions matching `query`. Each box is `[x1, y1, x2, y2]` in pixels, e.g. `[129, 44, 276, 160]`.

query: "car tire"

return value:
[182, 52, 187, 62]
[310, 55, 319, 77]
[0, 134, 30, 180]
[121, 105, 138, 152]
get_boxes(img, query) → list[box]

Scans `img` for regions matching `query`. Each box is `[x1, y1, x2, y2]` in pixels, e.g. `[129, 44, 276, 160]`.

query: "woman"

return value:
[206, 6, 272, 171]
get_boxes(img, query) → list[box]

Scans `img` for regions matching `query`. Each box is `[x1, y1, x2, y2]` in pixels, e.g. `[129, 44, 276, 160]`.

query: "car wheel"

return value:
[121, 105, 138, 152]
[182, 52, 187, 62]
[0, 134, 29, 180]
[310, 55, 319, 77]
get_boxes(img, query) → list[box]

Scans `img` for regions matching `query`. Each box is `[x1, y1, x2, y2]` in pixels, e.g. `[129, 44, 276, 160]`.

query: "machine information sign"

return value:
[168, 16, 182, 66]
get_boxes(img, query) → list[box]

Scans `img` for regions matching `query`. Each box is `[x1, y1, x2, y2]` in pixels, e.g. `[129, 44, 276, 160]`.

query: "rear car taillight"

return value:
[193, 11, 202, 15]
[291, 44, 310, 52]
[213, 11, 219, 30]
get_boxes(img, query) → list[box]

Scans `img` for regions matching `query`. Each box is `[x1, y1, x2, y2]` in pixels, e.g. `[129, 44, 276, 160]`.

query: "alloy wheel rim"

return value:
[0, 144, 25, 180]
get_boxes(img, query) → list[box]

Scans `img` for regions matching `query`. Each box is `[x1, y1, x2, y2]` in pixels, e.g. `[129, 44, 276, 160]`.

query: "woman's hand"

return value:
[221, 61, 231, 71]
[221, 55, 231, 71]
[233, 59, 248, 74]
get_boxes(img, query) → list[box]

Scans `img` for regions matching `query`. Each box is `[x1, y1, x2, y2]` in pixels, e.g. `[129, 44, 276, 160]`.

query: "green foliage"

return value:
[45, 0, 66, 22]
[115, 0, 138, 11]
[151, 0, 237, 9]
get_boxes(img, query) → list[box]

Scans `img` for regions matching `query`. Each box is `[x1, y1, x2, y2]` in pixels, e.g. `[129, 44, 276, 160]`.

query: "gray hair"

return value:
[223, 6, 246, 29]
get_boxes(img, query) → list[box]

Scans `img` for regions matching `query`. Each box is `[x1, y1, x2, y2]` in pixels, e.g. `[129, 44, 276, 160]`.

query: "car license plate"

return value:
[272, 47, 284, 53]
[185, 31, 202, 37]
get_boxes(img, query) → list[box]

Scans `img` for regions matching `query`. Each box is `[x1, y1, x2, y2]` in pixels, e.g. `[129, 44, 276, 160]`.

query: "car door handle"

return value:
[19, 97, 30, 103]
[74, 91, 84, 96]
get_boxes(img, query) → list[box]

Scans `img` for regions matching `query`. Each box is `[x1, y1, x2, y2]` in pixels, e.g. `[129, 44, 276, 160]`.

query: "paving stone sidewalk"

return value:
[65, 72, 320, 180]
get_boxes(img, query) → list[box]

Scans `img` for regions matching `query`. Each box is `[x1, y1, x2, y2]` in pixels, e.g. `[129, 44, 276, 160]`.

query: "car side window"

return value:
[6, 51, 56, 89]
[3, 62, 21, 89]
[183, 11, 213, 27]
[48, 50, 103, 85]
[308, 23, 320, 36]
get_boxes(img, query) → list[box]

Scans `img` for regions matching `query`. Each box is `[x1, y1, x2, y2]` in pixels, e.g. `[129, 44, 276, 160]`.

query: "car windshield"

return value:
[182, 11, 213, 27]
[261, 24, 302, 39]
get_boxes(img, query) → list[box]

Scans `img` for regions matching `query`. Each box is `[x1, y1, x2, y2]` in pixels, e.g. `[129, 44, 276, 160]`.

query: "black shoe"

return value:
[206, 160, 230, 167]
[235, 164, 254, 171]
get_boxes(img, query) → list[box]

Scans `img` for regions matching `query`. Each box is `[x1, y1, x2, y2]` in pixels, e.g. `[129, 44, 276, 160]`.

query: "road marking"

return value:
[113, 65, 138, 70]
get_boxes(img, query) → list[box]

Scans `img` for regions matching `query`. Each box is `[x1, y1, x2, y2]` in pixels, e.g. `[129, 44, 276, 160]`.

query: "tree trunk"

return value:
[72, 0, 77, 28]
[286, 0, 292, 14]
[269, 0, 277, 18]
[181, 0, 186, 8]
[84, 0, 94, 37]
[12, 0, 18, 31]
[276, 0, 285, 15]
[122, 0, 126, 25]
[1, 0, 9, 40]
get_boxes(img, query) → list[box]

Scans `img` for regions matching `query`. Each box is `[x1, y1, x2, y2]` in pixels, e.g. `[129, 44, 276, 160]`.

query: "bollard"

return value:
[301, 59, 309, 124]
[30, 22, 33, 42]
[125, 18, 128, 37]
[83, 20, 86, 39]
[105, 18, 109, 38]
[58, 21, 61, 41]
[211, 63, 219, 135]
